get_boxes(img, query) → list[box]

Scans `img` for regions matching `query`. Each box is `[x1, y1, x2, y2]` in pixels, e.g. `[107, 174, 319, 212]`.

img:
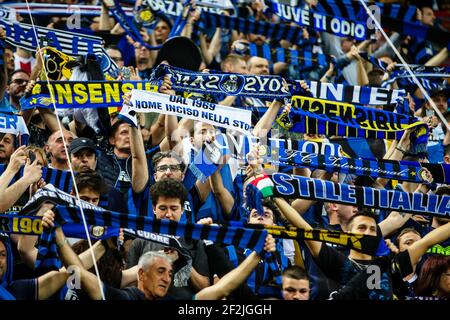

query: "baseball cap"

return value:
[69, 137, 96, 154]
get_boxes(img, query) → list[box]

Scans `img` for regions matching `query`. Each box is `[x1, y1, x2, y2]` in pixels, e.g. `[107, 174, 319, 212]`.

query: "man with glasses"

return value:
[129, 146, 198, 223]
[7, 69, 30, 113]
[106, 46, 124, 69]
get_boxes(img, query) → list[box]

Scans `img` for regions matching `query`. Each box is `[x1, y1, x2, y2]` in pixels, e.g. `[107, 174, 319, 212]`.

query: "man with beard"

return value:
[44, 130, 76, 170]
[6, 69, 30, 113]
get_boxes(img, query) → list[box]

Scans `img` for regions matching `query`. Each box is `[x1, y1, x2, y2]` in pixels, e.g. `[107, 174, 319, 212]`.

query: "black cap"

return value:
[154, 36, 202, 71]
[429, 85, 450, 98]
[69, 138, 96, 154]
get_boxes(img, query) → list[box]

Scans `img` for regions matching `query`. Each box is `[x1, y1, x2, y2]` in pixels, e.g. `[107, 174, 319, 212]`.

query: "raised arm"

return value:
[195, 234, 275, 300]
[274, 197, 322, 258]
[130, 125, 149, 193]
[407, 221, 450, 271]
[425, 48, 449, 66]
[252, 99, 283, 138]
[41, 209, 104, 300]
[54, 226, 104, 300]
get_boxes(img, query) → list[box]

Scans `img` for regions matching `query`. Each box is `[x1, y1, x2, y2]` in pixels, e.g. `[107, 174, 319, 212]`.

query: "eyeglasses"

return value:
[155, 164, 181, 172]
[11, 79, 28, 85]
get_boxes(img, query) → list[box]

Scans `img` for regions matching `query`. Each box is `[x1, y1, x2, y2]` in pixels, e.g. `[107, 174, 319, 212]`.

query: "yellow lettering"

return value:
[303, 230, 314, 239]
[55, 84, 73, 105]
[104, 83, 120, 104]
[73, 83, 88, 104]
[20, 218, 32, 233]
[12, 217, 18, 233]
[88, 83, 103, 103]
[32, 219, 43, 234]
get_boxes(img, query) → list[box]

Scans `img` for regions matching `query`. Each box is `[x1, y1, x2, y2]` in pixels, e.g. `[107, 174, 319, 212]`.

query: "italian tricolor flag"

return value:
[250, 175, 274, 198]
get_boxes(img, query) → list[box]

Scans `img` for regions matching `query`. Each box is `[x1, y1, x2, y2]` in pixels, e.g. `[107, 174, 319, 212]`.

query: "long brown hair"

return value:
[415, 255, 450, 299]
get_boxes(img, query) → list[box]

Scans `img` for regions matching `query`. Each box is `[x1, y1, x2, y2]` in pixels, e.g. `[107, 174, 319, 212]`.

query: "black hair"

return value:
[435, 185, 450, 196]
[150, 178, 188, 207]
[8, 69, 30, 84]
[75, 169, 108, 195]
[152, 151, 186, 172]
[109, 120, 127, 138]
[347, 210, 377, 230]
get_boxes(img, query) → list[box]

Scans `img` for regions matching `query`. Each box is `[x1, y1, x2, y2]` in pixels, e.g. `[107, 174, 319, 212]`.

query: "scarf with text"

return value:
[0, 113, 29, 146]
[381, 69, 450, 91]
[274, 149, 450, 184]
[53, 205, 268, 254]
[358, 52, 449, 92]
[145, 0, 225, 16]
[312, 0, 450, 48]
[270, 2, 369, 41]
[293, 80, 407, 110]
[212, 132, 343, 162]
[20, 81, 158, 111]
[0, 19, 118, 76]
[285, 96, 427, 143]
[152, 64, 291, 99]
[121, 89, 252, 133]
[270, 172, 450, 218]
[229, 219, 388, 257]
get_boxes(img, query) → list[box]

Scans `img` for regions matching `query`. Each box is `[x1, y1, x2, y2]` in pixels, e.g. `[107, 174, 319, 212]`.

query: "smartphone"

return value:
[28, 151, 36, 163]
[121, 67, 131, 80]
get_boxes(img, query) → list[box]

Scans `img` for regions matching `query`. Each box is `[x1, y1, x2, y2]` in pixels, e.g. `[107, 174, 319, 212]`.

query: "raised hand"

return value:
[7, 146, 27, 173]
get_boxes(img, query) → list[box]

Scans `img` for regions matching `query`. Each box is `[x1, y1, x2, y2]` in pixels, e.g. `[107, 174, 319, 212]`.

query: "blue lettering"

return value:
[363, 187, 374, 206]
[313, 179, 325, 200]
[0, 115, 17, 130]
[292, 175, 310, 197]
[272, 173, 294, 195]
[390, 191, 411, 211]
[72, 36, 79, 54]
[13, 24, 37, 47]
[378, 189, 389, 209]
[80, 38, 99, 54]
[341, 184, 357, 204]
